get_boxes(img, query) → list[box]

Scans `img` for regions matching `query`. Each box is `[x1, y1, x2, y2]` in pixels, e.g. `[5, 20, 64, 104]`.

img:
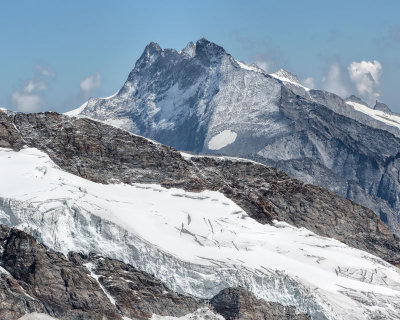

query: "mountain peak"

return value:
[374, 100, 392, 113]
[270, 69, 300, 84]
[144, 41, 162, 54]
[181, 41, 196, 58]
[345, 95, 371, 108]
[133, 41, 163, 71]
[195, 38, 227, 63]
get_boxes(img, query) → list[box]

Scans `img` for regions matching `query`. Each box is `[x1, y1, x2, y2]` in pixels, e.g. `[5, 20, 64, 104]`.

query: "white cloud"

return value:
[36, 64, 56, 77]
[302, 77, 315, 89]
[24, 80, 36, 93]
[80, 73, 101, 95]
[24, 80, 47, 93]
[9, 64, 56, 113]
[11, 91, 44, 112]
[347, 60, 382, 103]
[322, 61, 349, 98]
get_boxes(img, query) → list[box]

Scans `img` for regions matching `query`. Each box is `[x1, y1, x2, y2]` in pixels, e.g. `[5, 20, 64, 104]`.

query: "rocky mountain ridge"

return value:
[69, 38, 400, 237]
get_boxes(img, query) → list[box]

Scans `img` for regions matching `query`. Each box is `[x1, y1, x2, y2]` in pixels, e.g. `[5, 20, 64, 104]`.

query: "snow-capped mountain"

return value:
[1, 110, 400, 319]
[67, 38, 400, 236]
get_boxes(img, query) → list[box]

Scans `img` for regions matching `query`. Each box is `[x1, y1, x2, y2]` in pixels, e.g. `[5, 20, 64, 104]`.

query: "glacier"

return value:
[345, 100, 400, 130]
[1, 147, 400, 319]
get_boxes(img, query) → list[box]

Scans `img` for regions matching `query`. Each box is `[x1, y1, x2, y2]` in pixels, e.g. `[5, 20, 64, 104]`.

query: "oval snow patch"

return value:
[208, 130, 237, 150]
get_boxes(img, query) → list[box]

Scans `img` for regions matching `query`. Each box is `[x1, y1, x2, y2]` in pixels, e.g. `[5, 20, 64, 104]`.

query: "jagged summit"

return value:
[180, 41, 196, 57]
[66, 39, 400, 237]
[145, 41, 162, 53]
[131, 38, 229, 74]
[270, 68, 300, 85]
[374, 100, 392, 113]
[194, 38, 228, 63]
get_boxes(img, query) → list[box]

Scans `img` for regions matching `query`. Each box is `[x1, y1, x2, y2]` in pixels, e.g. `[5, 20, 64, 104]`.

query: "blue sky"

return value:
[1, 0, 399, 113]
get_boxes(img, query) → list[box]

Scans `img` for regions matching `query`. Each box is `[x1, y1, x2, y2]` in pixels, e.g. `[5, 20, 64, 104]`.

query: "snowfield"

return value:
[1, 147, 400, 319]
[269, 69, 310, 91]
[18, 314, 57, 320]
[208, 130, 237, 150]
[345, 101, 400, 130]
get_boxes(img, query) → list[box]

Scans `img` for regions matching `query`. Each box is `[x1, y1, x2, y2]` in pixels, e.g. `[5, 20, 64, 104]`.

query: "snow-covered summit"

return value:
[235, 60, 266, 73]
[63, 39, 400, 236]
[269, 68, 310, 91]
[270, 68, 300, 84]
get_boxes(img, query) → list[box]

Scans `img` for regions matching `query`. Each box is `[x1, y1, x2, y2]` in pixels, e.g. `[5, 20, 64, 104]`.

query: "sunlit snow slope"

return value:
[1, 147, 400, 320]
[345, 100, 400, 130]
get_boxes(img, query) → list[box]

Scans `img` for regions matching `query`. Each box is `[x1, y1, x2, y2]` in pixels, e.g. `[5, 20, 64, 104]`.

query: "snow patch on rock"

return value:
[18, 313, 58, 320]
[208, 130, 237, 150]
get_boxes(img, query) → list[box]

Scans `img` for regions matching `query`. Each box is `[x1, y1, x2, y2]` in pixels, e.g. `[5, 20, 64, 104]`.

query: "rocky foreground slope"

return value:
[1, 110, 400, 319]
[0, 224, 308, 320]
[70, 38, 400, 236]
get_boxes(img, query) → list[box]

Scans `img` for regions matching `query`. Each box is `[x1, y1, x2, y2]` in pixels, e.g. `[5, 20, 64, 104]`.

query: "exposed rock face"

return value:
[374, 100, 392, 113]
[68, 39, 400, 236]
[0, 224, 121, 319]
[0, 224, 310, 320]
[0, 111, 399, 266]
[78, 254, 204, 319]
[210, 288, 310, 320]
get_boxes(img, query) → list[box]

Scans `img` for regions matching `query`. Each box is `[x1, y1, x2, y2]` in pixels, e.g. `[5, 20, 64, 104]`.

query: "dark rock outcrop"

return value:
[210, 288, 310, 320]
[0, 224, 121, 319]
[77, 254, 204, 319]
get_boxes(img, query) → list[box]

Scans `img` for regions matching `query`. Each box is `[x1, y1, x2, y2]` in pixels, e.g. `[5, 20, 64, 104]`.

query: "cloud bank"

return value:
[11, 92, 44, 113]
[322, 61, 349, 98]
[347, 60, 382, 104]
[10, 64, 56, 112]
